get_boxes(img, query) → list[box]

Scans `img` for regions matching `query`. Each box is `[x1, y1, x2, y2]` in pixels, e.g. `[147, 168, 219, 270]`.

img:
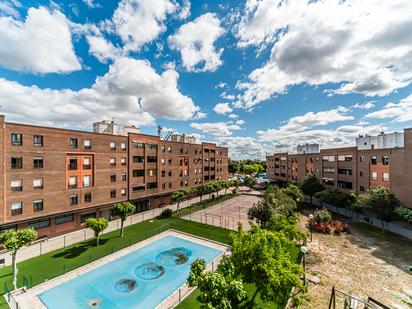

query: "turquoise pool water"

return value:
[39, 235, 223, 309]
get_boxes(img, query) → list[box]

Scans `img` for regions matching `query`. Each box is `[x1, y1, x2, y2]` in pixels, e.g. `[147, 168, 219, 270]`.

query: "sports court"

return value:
[182, 194, 261, 231]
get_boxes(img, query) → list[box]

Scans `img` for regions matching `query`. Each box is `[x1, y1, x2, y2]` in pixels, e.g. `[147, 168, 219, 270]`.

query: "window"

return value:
[133, 170, 144, 177]
[11, 202, 22, 215]
[371, 156, 377, 165]
[383, 172, 389, 182]
[84, 193, 92, 203]
[338, 168, 352, 175]
[359, 171, 365, 177]
[133, 185, 145, 192]
[133, 142, 145, 149]
[33, 199, 43, 212]
[11, 157, 23, 169]
[161, 158, 165, 165]
[147, 156, 157, 163]
[84, 139, 92, 149]
[360, 156, 366, 162]
[83, 175, 91, 187]
[33, 135, 43, 147]
[110, 141, 116, 150]
[168, 183, 172, 189]
[322, 167, 335, 174]
[110, 157, 116, 166]
[83, 157, 91, 170]
[121, 157, 127, 166]
[359, 186, 365, 192]
[322, 155, 335, 162]
[168, 170, 172, 177]
[70, 138, 78, 149]
[168, 159, 172, 165]
[148, 169, 156, 177]
[147, 182, 157, 189]
[338, 154, 353, 162]
[69, 176, 77, 189]
[28, 218, 50, 230]
[161, 146, 165, 152]
[322, 178, 335, 186]
[120, 142, 126, 150]
[56, 214, 74, 225]
[110, 174, 116, 182]
[147, 143, 157, 150]
[121, 173, 127, 181]
[69, 195, 78, 205]
[185, 180, 188, 186]
[33, 178, 43, 189]
[337, 181, 352, 189]
[68, 158, 77, 170]
[161, 170, 166, 177]
[11, 133, 22, 146]
[162, 183, 166, 189]
[11, 180, 22, 192]
[382, 155, 389, 165]
[80, 213, 96, 223]
[110, 189, 116, 198]
[33, 156, 43, 168]
[371, 172, 377, 180]
[168, 146, 172, 152]
[133, 156, 144, 163]
[121, 188, 126, 196]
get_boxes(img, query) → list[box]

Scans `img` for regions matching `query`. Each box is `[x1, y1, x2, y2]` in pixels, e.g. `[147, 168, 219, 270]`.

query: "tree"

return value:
[188, 258, 247, 309]
[221, 180, 230, 195]
[300, 174, 324, 204]
[112, 202, 136, 237]
[243, 176, 257, 190]
[283, 183, 304, 203]
[172, 189, 192, 212]
[228, 158, 239, 174]
[230, 225, 303, 308]
[354, 186, 401, 230]
[267, 215, 305, 242]
[0, 228, 37, 290]
[85, 217, 108, 246]
[212, 181, 222, 197]
[395, 205, 412, 224]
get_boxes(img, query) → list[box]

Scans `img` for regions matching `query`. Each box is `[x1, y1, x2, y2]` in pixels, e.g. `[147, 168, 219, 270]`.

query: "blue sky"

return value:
[1, 0, 412, 159]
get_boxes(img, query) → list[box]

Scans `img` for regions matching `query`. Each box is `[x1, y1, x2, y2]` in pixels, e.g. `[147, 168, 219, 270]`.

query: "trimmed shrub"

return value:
[159, 208, 173, 218]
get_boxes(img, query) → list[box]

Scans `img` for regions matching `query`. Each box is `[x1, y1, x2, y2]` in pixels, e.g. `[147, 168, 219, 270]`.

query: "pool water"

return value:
[39, 235, 223, 309]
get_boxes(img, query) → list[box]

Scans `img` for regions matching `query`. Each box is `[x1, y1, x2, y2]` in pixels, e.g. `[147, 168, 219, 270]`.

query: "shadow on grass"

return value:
[52, 239, 109, 259]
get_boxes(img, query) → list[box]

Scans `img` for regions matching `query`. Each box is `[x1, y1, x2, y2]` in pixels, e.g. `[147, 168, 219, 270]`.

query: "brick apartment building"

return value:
[0, 116, 228, 237]
[266, 128, 412, 209]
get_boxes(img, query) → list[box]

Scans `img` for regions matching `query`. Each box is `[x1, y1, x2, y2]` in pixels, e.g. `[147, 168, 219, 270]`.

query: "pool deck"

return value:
[9, 230, 230, 309]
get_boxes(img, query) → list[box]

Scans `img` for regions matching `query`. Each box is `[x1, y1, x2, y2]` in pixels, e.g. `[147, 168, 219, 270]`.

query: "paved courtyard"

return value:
[182, 194, 261, 231]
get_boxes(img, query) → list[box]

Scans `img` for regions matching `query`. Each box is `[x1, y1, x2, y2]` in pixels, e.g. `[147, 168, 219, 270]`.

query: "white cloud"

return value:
[169, 13, 225, 72]
[177, 0, 190, 20]
[365, 94, 412, 122]
[86, 34, 121, 63]
[0, 6, 81, 73]
[235, 119, 246, 125]
[83, 0, 101, 8]
[235, 0, 412, 108]
[190, 122, 241, 137]
[112, 0, 176, 52]
[219, 91, 235, 100]
[215, 136, 272, 160]
[213, 102, 233, 115]
[0, 57, 201, 128]
[228, 113, 238, 119]
[352, 102, 376, 110]
[215, 82, 227, 89]
[0, 1, 20, 18]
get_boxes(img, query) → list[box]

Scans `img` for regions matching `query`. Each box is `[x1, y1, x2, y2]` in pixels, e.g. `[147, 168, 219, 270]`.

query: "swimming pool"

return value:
[38, 235, 223, 309]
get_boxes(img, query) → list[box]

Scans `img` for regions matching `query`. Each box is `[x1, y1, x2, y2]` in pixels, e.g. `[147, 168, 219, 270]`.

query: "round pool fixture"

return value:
[87, 299, 102, 308]
[135, 262, 165, 280]
[155, 247, 192, 266]
[115, 279, 138, 293]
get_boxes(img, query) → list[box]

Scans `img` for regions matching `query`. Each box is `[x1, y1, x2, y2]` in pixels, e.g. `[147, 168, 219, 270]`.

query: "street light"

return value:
[301, 245, 308, 286]
[308, 214, 314, 242]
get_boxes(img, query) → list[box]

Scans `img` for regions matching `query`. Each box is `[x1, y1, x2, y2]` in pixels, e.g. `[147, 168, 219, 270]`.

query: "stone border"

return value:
[9, 230, 230, 309]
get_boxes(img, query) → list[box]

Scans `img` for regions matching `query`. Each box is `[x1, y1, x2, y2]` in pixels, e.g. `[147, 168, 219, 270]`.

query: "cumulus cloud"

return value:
[352, 101, 376, 110]
[86, 34, 121, 63]
[0, 6, 81, 73]
[235, 0, 412, 108]
[190, 122, 241, 137]
[177, 0, 190, 20]
[0, 57, 201, 128]
[365, 94, 412, 122]
[235, 119, 246, 125]
[213, 102, 233, 115]
[112, 0, 176, 52]
[83, 0, 101, 8]
[228, 114, 238, 119]
[169, 13, 225, 72]
[215, 136, 272, 160]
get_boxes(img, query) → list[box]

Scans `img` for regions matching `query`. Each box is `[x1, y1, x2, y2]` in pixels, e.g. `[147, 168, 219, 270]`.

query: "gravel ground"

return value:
[298, 215, 412, 309]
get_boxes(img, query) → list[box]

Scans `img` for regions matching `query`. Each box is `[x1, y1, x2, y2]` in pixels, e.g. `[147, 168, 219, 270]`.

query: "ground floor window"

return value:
[55, 213, 74, 225]
[29, 218, 51, 230]
[80, 212, 96, 223]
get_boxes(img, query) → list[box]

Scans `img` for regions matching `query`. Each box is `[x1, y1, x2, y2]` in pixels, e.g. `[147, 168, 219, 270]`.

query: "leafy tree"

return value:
[212, 181, 222, 197]
[85, 217, 108, 246]
[315, 189, 352, 209]
[243, 176, 257, 190]
[230, 225, 303, 308]
[0, 228, 37, 290]
[221, 180, 230, 195]
[283, 183, 304, 203]
[228, 158, 239, 174]
[267, 215, 305, 242]
[300, 174, 324, 204]
[172, 189, 192, 211]
[395, 205, 412, 224]
[188, 258, 247, 309]
[112, 202, 136, 237]
[248, 200, 275, 228]
[354, 186, 401, 230]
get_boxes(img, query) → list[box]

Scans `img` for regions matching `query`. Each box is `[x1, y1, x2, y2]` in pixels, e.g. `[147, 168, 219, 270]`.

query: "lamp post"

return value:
[301, 245, 308, 286]
[309, 214, 314, 242]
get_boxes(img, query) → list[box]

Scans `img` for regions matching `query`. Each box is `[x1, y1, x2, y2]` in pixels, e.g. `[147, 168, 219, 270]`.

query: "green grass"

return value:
[0, 217, 232, 309]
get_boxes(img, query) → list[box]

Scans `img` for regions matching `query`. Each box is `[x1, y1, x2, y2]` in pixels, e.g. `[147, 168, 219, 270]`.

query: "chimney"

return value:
[157, 125, 162, 137]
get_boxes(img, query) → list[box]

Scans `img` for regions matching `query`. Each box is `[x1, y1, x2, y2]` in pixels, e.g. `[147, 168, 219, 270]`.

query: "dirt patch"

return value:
[298, 215, 412, 308]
